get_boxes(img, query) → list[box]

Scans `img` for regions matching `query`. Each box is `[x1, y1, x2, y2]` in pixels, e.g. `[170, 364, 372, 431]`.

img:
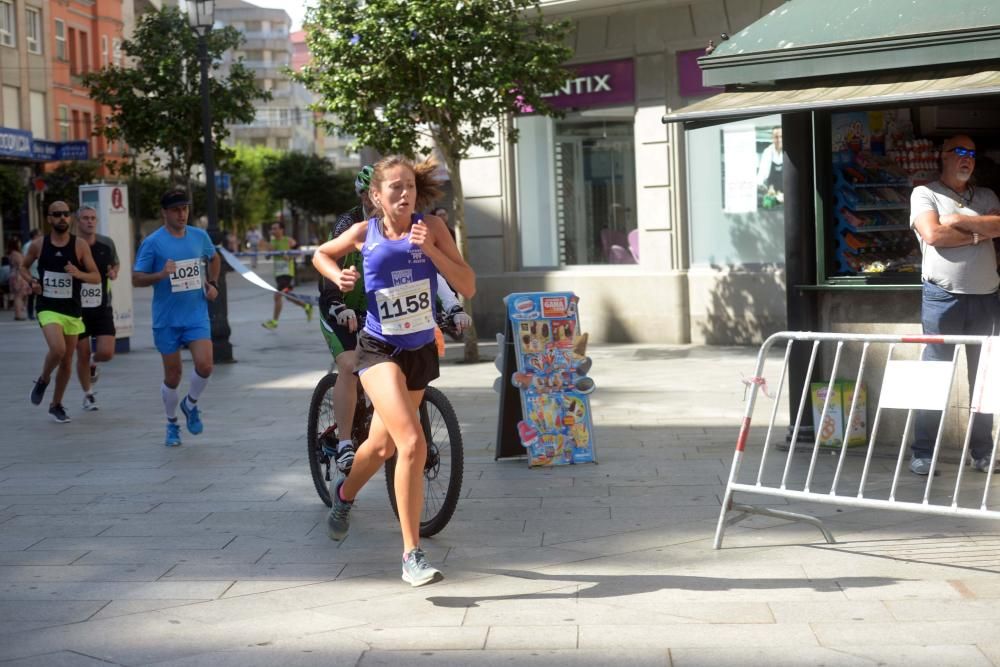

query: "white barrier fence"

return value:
[716, 331, 1000, 549]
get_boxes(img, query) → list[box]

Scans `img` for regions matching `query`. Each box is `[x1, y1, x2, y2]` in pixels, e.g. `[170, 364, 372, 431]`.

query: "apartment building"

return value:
[48, 0, 124, 162]
[216, 0, 313, 153]
[290, 29, 358, 170]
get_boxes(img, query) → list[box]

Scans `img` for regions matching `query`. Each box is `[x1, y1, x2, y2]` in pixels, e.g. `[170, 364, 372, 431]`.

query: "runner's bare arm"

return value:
[18, 238, 40, 286]
[133, 259, 176, 287]
[69, 238, 102, 284]
[313, 221, 367, 291]
[414, 214, 475, 298]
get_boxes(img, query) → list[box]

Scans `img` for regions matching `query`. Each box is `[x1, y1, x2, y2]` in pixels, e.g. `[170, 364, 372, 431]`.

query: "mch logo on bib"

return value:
[391, 269, 413, 286]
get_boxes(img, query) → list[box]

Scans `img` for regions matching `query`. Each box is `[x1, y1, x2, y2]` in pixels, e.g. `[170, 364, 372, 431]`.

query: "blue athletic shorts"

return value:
[153, 323, 211, 355]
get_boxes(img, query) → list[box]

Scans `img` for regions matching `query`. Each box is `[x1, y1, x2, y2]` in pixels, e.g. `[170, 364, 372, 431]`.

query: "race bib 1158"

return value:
[375, 278, 434, 335]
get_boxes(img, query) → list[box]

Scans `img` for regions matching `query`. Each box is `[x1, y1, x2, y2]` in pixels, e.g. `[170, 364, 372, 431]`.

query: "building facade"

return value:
[49, 0, 124, 162]
[461, 0, 787, 344]
[215, 0, 313, 154]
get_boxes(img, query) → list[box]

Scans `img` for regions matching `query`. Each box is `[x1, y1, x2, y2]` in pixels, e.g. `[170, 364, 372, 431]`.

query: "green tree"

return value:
[295, 0, 572, 360]
[83, 7, 270, 182]
[42, 161, 102, 208]
[0, 165, 27, 229]
[221, 144, 281, 237]
[263, 151, 353, 242]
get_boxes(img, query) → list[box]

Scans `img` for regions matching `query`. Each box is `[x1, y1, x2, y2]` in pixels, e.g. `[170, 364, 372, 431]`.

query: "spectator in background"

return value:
[245, 226, 262, 268]
[22, 229, 40, 319]
[7, 237, 31, 320]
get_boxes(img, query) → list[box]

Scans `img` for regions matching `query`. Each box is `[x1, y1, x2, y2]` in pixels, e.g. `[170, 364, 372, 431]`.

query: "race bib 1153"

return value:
[42, 272, 72, 299]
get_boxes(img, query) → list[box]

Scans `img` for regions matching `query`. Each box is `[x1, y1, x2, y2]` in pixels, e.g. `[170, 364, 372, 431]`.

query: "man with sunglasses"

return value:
[20, 201, 101, 422]
[910, 134, 1000, 476]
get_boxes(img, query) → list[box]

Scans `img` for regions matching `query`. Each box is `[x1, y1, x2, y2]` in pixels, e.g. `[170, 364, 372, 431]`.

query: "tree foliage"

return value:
[221, 144, 281, 236]
[263, 151, 354, 241]
[83, 7, 270, 181]
[296, 0, 571, 160]
[42, 161, 102, 209]
[0, 165, 27, 226]
[295, 0, 573, 358]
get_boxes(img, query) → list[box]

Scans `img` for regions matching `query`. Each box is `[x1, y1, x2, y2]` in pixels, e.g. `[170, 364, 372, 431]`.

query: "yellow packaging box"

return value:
[810, 380, 867, 448]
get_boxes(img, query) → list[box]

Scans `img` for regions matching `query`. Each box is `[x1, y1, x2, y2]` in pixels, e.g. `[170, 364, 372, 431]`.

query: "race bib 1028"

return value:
[375, 278, 434, 335]
[81, 283, 103, 308]
[169, 258, 203, 293]
[42, 272, 72, 299]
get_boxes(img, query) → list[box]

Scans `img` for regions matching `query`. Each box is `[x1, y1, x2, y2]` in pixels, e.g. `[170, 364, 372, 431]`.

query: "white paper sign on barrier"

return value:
[878, 359, 954, 410]
[972, 337, 1000, 414]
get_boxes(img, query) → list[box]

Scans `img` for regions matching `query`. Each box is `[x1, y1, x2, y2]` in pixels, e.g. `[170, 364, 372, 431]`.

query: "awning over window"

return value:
[663, 67, 1000, 124]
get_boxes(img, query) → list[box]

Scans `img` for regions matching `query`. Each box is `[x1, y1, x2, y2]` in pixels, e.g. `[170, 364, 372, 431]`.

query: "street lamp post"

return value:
[190, 0, 234, 363]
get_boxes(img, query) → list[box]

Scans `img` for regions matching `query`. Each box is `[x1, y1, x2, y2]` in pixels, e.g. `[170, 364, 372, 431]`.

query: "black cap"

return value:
[160, 189, 189, 210]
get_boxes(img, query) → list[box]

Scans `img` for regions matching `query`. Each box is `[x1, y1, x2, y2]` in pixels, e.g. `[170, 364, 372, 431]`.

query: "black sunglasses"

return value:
[949, 147, 977, 159]
[48, 211, 71, 217]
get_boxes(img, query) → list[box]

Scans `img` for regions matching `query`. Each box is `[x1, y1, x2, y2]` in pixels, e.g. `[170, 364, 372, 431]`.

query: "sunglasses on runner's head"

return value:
[48, 211, 71, 217]
[949, 147, 976, 158]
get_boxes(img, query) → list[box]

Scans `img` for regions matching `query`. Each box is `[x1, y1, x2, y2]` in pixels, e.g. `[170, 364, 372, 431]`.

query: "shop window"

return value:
[55, 19, 65, 61]
[0, 0, 14, 48]
[516, 114, 637, 267]
[2, 85, 19, 128]
[57, 105, 69, 141]
[29, 91, 45, 139]
[68, 27, 77, 74]
[687, 114, 785, 266]
[25, 6, 40, 54]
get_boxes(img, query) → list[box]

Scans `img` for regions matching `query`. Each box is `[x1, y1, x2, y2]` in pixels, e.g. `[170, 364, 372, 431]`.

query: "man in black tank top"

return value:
[74, 205, 120, 412]
[19, 201, 101, 423]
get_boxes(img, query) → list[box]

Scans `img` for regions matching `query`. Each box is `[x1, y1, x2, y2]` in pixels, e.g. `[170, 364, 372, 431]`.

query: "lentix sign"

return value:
[540, 59, 635, 110]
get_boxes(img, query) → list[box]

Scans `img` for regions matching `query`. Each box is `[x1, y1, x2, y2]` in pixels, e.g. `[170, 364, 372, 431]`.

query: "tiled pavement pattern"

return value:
[3, 273, 1000, 665]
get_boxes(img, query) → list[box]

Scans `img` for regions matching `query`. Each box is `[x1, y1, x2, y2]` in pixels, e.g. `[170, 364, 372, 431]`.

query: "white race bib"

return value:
[169, 258, 203, 292]
[375, 278, 434, 335]
[274, 257, 291, 276]
[42, 272, 72, 299]
[81, 283, 103, 308]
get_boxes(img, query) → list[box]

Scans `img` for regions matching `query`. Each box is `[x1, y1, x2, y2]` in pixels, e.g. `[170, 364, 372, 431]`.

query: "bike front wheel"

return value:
[385, 385, 464, 537]
[307, 372, 339, 507]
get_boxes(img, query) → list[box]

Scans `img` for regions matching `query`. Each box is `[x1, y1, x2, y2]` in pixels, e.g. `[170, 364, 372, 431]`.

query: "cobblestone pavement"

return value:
[3, 272, 1000, 666]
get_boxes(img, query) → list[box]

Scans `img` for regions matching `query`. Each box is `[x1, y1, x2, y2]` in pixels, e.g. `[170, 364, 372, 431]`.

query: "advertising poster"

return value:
[505, 291, 597, 466]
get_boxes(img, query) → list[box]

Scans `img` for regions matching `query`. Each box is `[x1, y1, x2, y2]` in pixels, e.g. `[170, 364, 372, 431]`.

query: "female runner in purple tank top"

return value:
[312, 155, 475, 586]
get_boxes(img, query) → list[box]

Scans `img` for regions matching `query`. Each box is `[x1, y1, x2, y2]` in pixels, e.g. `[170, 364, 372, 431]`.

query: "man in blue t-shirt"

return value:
[133, 188, 220, 447]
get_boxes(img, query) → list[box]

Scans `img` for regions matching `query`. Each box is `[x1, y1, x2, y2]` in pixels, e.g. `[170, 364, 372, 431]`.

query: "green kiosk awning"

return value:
[663, 66, 1000, 125]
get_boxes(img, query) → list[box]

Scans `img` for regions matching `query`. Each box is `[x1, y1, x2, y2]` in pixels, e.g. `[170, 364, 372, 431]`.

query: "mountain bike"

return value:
[306, 371, 464, 537]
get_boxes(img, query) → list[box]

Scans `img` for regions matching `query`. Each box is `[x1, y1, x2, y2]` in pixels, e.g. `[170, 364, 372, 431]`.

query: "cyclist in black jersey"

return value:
[318, 166, 374, 474]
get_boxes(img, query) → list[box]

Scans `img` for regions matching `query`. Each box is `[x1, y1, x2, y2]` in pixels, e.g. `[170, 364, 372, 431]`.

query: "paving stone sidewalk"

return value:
[3, 274, 1000, 666]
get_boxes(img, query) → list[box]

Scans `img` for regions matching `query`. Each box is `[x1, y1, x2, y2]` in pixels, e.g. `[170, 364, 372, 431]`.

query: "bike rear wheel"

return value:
[385, 386, 464, 537]
[307, 372, 339, 507]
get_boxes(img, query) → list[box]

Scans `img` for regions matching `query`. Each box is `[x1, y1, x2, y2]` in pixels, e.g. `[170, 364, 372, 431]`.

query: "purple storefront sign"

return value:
[677, 49, 723, 98]
[539, 59, 635, 110]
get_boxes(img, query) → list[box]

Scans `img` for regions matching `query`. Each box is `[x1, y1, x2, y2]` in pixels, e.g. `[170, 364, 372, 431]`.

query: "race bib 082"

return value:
[42, 272, 72, 299]
[169, 258, 203, 292]
[81, 283, 103, 308]
[375, 278, 434, 335]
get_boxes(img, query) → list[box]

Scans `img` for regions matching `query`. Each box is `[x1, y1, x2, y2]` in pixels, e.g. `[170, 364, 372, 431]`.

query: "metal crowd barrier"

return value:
[716, 331, 1000, 549]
